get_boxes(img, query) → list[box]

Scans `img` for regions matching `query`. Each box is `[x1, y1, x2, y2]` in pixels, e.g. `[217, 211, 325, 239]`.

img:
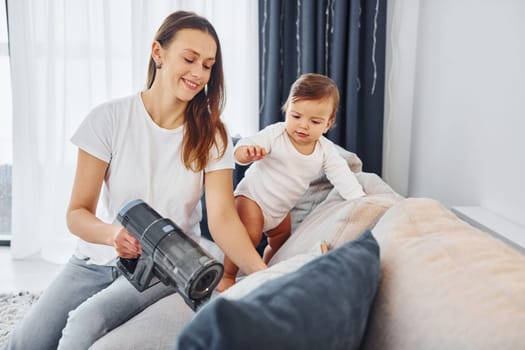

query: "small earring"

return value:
[155, 61, 162, 69]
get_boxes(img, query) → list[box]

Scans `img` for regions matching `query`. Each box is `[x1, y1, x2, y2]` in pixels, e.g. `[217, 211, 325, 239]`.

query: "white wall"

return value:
[383, 0, 525, 227]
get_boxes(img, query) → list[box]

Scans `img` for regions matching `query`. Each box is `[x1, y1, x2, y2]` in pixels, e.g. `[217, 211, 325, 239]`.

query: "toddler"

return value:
[216, 73, 365, 291]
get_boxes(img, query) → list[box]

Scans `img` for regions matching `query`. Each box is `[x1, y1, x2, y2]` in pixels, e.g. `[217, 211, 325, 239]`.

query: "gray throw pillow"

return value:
[174, 230, 381, 350]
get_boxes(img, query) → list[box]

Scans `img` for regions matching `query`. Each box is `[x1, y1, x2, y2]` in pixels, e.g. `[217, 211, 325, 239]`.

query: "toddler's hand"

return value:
[235, 145, 267, 163]
[113, 227, 142, 258]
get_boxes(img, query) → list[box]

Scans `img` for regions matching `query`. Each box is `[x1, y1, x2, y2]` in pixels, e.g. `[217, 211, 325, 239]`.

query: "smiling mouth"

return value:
[182, 78, 199, 90]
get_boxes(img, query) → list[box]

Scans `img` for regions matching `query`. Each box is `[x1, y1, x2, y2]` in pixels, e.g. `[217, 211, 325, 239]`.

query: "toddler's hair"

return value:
[282, 73, 340, 121]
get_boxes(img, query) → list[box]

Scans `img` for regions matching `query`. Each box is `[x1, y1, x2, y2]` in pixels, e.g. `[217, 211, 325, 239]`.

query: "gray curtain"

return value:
[259, 0, 386, 175]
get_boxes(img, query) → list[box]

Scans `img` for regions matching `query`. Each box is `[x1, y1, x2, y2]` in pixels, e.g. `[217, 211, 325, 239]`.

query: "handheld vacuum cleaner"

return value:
[116, 199, 223, 310]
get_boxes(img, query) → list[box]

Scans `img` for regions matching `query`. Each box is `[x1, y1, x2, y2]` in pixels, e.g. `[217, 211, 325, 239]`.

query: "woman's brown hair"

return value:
[147, 11, 227, 172]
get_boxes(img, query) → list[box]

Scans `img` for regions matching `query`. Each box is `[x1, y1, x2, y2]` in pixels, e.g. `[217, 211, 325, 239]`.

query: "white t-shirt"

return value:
[70, 93, 234, 265]
[234, 122, 365, 219]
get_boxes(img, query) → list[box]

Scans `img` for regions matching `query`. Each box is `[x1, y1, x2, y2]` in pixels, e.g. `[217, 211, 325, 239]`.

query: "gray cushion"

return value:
[174, 230, 381, 350]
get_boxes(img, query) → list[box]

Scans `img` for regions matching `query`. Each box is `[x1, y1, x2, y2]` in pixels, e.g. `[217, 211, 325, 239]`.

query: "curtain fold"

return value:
[259, 0, 386, 174]
[8, 0, 258, 262]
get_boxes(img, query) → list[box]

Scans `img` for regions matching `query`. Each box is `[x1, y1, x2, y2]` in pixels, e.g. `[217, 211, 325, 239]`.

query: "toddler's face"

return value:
[285, 98, 333, 151]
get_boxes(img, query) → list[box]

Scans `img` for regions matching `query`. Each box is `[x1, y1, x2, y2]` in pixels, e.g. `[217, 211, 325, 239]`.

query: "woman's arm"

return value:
[66, 149, 141, 258]
[204, 168, 267, 275]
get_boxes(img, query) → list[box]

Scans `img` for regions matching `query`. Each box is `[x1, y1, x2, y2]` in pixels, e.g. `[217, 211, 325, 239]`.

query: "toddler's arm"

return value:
[234, 145, 267, 164]
[322, 141, 366, 200]
[234, 122, 284, 164]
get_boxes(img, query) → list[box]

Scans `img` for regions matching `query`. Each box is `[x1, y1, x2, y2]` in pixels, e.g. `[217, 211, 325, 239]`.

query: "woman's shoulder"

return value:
[90, 93, 139, 114]
[84, 93, 140, 125]
[212, 127, 232, 151]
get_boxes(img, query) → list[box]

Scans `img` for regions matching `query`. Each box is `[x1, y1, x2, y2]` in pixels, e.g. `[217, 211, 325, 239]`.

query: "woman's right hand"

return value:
[113, 227, 142, 259]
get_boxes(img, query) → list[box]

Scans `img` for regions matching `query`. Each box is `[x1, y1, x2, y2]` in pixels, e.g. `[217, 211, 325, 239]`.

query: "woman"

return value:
[7, 10, 266, 350]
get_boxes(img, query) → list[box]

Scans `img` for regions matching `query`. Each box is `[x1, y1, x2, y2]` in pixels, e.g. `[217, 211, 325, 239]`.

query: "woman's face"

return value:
[155, 28, 217, 102]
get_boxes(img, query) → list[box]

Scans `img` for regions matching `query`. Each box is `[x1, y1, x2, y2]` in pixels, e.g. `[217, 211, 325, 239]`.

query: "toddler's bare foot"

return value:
[216, 276, 236, 292]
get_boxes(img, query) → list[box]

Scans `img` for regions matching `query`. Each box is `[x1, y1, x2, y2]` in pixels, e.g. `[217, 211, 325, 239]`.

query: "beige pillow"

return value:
[361, 198, 525, 350]
[355, 172, 402, 197]
[336, 144, 363, 173]
[271, 189, 400, 265]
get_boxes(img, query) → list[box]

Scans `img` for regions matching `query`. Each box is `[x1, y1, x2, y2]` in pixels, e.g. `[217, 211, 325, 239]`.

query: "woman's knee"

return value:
[57, 302, 111, 349]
